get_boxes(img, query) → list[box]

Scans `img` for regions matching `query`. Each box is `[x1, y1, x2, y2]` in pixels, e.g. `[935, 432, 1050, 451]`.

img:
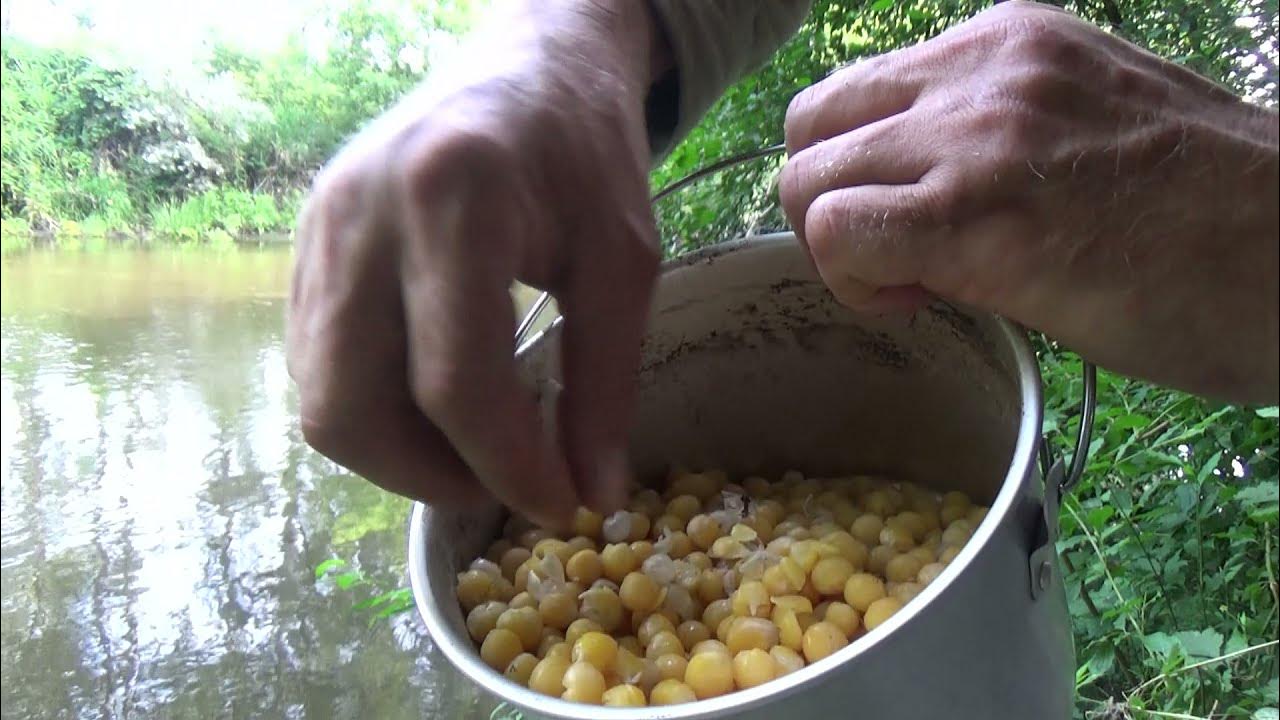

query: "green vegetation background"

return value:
[4, 0, 1278, 716]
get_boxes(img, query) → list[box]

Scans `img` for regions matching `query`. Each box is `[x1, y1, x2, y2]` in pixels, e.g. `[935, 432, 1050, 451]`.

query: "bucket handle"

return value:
[513, 147, 1098, 600]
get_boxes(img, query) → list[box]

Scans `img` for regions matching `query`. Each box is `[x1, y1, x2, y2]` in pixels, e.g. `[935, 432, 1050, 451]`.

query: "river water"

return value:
[0, 243, 516, 719]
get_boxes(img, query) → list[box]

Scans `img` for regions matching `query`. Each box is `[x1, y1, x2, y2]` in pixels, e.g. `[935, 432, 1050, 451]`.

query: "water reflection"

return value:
[1, 245, 498, 719]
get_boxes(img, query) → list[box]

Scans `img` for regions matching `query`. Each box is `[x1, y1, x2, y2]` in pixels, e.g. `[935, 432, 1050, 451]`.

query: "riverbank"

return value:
[1, 184, 304, 251]
[1, 225, 296, 255]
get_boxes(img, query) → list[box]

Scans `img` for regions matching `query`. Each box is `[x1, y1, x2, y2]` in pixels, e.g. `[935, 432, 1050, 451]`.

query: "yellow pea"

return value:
[571, 631, 617, 672]
[810, 556, 855, 596]
[685, 651, 735, 699]
[602, 683, 647, 707]
[864, 596, 905, 631]
[565, 549, 603, 585]
[732, 648, 776, 689]
[481, 628, 524, 672]
[504, 653, 538, 686]
[655, 653, 689, 682]
[843, 573, 887, 613]
[528, 655, 570, 696]
[770, 645, 805, 676]
[801, 621, 847, 663]
[561, 661, 606, 704]
[650, 678, 697, 705]
[823, 602, 861, 638]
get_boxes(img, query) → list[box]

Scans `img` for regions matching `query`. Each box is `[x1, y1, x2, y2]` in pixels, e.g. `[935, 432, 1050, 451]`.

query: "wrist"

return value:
[520, 0, 671, 97]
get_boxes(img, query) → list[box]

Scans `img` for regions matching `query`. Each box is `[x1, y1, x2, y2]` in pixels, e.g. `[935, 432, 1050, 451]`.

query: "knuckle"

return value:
[308, 164, 366, 221]
[912, 180, 958, 229]
[785, 86, 821, 147]
[965, 78, 1045, 158]
[994, 99, 1045, 160]
[1107, 63, 1170, 105]
[804, 193, 847, 268]
[298, 401, 347, 459]
[777, 154, 812, 209]
[398, 127, 509, 202]
[1109, 64, 1146, 97]
[1003, 15, 1083, 72]
[410, 360, 469, 421]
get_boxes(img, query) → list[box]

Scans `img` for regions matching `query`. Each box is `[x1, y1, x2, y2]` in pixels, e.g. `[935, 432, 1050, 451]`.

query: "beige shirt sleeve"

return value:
[646, 0, 812, 155]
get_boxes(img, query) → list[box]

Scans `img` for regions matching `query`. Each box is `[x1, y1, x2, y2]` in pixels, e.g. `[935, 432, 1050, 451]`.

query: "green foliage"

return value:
[1, 0, 483, 238]
[205, 0, 480, 194]
[1039, 343, 1279, 718]
[1, 37, 222, 230]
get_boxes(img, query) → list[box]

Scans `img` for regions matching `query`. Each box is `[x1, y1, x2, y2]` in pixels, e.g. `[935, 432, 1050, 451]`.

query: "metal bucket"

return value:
[407, 228, 1097, 719]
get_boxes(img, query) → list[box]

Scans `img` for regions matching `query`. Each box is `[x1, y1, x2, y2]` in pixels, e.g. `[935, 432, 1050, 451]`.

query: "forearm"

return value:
[1198, 101, 1278, 404]
[1244, 108, 1279, 402]
[454, 1, 807, 158]
[647, 0, 812, 155]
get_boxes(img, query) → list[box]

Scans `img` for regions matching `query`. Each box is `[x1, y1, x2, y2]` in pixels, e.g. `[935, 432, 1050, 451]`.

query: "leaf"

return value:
[1111, 414, 1152, 432]
[1173, 483, 1199, 514]
[1112, 488, 1133, 515]
[335, 570, 364, 590]
[1237, 482, 1279, 507]
[1086, 647, 1115, 677]
[1175, 629, 1223, 660]
[1085, 505, 1115, 528]
[1141, 632, 1178, 659]
[315, 557, 346, 579]
[869, 0, 894, 11]
[1194, 454, 1220, 484]
[353, 588, 403, 611]
[1254, 709, 1279, 720]
[1255, 406, 1278, 418]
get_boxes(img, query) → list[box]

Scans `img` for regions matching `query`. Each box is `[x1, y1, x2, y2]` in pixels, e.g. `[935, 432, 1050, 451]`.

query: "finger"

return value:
[557, 196, 660, 515]
[399, 178, 578, 531]
[779, 114, 935, 246]
[859, 285, 935, 317]
[803, 176, 952, 312]
[785, 53, 922, 155]
[803, 169, 1031, 313]
[290, 274, 484, 507]
[300, 397, 487, 508]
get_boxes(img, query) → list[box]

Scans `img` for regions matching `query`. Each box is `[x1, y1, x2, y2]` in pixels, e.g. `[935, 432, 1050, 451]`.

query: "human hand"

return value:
[781, 1, 1279, 403]
[286, 1, 665, 528]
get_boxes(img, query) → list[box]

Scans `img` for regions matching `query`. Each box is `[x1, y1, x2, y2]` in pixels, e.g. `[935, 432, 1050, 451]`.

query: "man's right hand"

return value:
[286, 1, 664, 529]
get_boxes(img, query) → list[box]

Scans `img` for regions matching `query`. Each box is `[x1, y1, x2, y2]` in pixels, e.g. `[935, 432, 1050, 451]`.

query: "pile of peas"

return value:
[455, 469, 987, 707]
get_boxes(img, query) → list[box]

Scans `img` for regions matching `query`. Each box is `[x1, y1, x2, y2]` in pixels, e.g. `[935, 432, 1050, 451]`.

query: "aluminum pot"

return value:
[408, 229, 1097, 720]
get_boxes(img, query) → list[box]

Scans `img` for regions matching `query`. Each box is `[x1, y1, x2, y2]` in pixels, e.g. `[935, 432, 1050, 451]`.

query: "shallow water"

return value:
[0, 244, 518, 719]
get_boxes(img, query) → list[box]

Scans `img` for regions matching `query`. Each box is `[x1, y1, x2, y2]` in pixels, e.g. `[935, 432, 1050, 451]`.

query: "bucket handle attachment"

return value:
[512, 147, 1099, 601]
[1030, 359, 1097, 599]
